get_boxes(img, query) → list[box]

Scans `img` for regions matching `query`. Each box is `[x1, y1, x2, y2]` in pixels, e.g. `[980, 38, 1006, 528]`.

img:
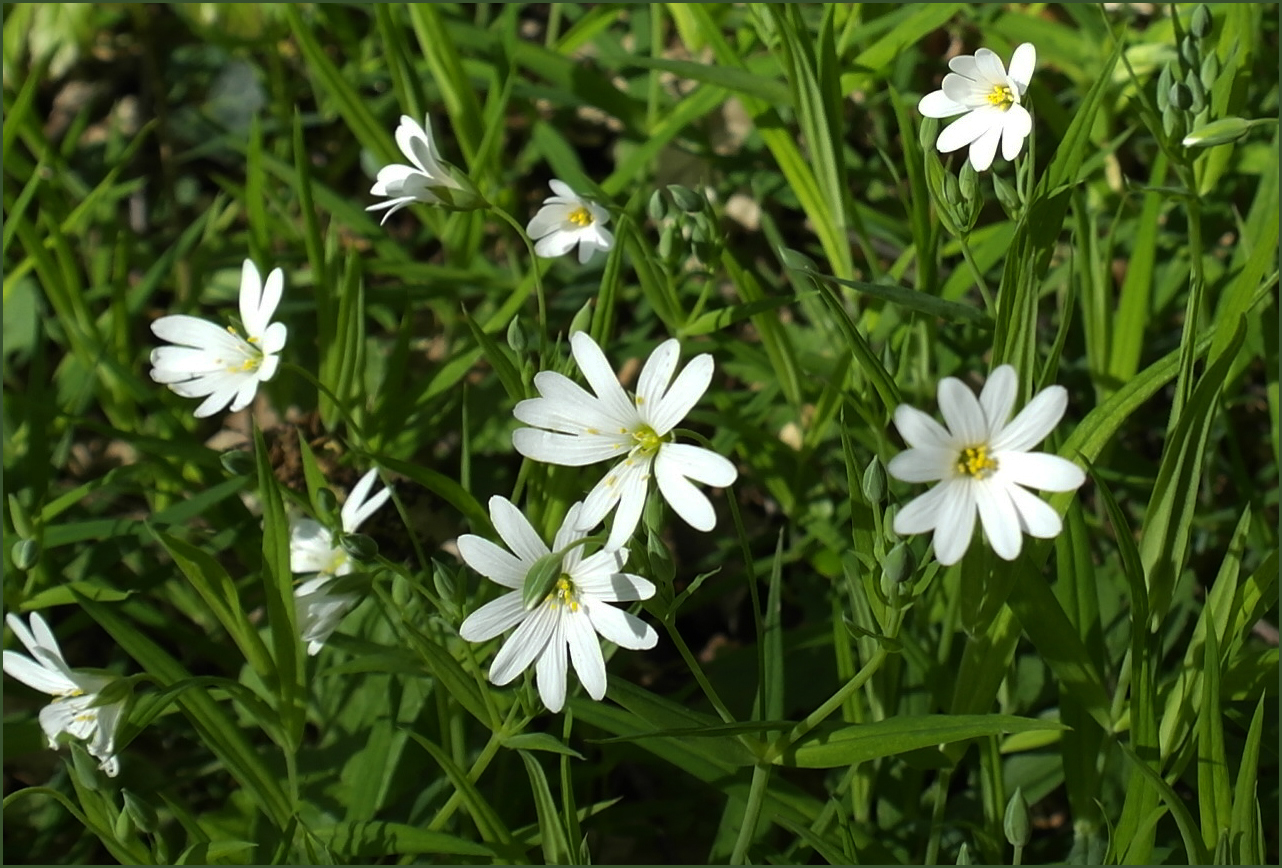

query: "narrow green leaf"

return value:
[520, 751, 572, 865]
[1197, 615, 1231, 849]
[407, 732, 514, 848]
[502, 732, 585, 761]
[313, 821, 503, 858]
[1229, 695, 1267, 865]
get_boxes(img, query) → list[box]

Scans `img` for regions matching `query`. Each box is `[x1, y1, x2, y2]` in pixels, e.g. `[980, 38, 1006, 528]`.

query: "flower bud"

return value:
[1003, 787, 1031, 848]
[123, 789, 159, 834]
[861, 456, 887, 505]
[881, 542, 916, 590]
[10, 538, 39, 571]
[1199, 52, 1219, 91]
[647, 189, 667, 222]
[992, 172, 1019, 218]
[220, 449, 255, 476]
[1182, 116, 1257, 148]
[1156, 64, 1174, 111]
[339, 532, 377, 562]
[434, 165, 487, 212]
[1169, 82, 1191, 111]
[919, 116, 939, 152]
[1180, 35, 1200, 71]
[1185, 71, 1206, 113]
[666, 184, 703, 214]
[506, 317, 528, 353]
[1189, 4, 1212, 39]
[958, 160, 980, 202]
[943, 172, 961, 208]
[568, 299, 594, 337]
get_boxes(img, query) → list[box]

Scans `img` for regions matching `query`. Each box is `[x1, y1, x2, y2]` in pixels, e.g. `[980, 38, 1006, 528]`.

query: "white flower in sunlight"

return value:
[526, 180, 614, 264]
[3, 612, 126, 777]
[367, 114, 464, 224]
[887, 364, 1085, 566]
[458, 497, 658, 713]
[918, 43, 1036, 172]
[290, 469, 392, 655]
[149, 259, 287, 418]
[512, 332, 738, 551]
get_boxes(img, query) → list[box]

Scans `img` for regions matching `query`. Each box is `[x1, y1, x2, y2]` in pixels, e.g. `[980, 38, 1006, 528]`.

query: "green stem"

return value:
[283, 362, 367, 445]
[924, 767, 953, 865]
[1013, 843, 1024, 866]
[426, 726, 507, 832]
[729, 763, 773, 865]
[662, 618, 736, 724]
[957, 232, 995, 313]
[775, 644, 890, 758]
[491, 206, 550, 362]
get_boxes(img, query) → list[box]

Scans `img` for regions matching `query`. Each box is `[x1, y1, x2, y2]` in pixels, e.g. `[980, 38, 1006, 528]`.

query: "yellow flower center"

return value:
[987, 84, 1015, 111]
[957, 445, 998, 479]
[224, 326, 265, 373]
[547, 575, 580, 612]
[631, 424, 664, 457]
[567, 206, 593, 227]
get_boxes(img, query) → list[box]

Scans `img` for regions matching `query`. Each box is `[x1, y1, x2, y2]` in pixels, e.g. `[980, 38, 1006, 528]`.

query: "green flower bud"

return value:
[861, 456, 887, 505]
[522, 550, 565, 611]
[657, 222, 677, 260]
[1180, 35, 1199, 71]
[506, 317, 528, 353]
[339, 532, 377, 562]
[220, 449, 255, 476]
[919, 116, 939, 152]
[881, 542, 916, 589]
[1003, 786, 1031, 848]
[1189, 4, 1212, 39]
[113, 801, 136, 842]
[647, 189, 667, 222]
[1182, 116, 1259, 148]
[1185, 71, 1206, 113]
[778, 247, 818, 273]
[568, 299, 594, 336]
[666, 184, 703, 214]
[1199, 52, 1219, 91]
[1156, 64, 1174, 111]
[992, 172, 1020, 219]
[943, 171, 961, 208]
[958, 160, 980, 202]
[10, 538, 39, 571]
[1169, 81, 1191, 111]
[434, 165, 488, 212]
[123, 790, 160, 835]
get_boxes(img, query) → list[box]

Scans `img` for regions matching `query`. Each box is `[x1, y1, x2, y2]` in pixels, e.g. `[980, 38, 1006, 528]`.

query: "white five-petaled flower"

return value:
[458, 497, 658, 713]
[149, 259, 287, 418]
[886, 364, 1085, 566]
[367, 114, 464, 224]
[526, 180, 615, 264]
[290, 469, 392, 655]
[2, 612, 127, 777]
[918, 43, 1036, 172]
[512, 332, 738, 551]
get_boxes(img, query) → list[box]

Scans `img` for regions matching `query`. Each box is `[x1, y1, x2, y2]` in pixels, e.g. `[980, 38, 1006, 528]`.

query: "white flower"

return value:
[512, 332, 738, 551]
[149, 259, 287, 418]
[289, 469, 392, 655]
[458, 497, 658, 713]
[2, 612, 126, 777]
[918, 43, 1036, 172]
[887, 364, 1085, 566]
[526, 180, 614, 264]
[367, 114, 464, 224]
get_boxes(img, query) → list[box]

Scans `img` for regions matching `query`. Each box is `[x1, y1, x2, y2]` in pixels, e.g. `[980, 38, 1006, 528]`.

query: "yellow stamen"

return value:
[548, 576, 580, 612]
[956, 445, 998, 479]
[987, 84, 1014, 111]
[567, 206, 593, 227]
[631, 424, 663, 457]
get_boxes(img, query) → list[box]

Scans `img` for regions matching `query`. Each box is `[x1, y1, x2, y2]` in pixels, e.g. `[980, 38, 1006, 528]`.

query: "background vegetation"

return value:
[2, 3, 1277, 864]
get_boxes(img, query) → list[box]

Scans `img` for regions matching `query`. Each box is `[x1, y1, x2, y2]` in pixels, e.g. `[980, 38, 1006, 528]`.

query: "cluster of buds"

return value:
[648, 184, 724, 270]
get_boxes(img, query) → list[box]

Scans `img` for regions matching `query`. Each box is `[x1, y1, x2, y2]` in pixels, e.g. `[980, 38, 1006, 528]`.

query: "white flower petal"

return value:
[457, 535, 528, 588]
[974, 480, 1023, 561]
[892, 404, 954, 450]
[935, 106, 997, 154]
[886, 447, 955, 483]
[967, 119, 1003, 172]
[979, 365, 1018, 437]
[647, 353, 713, 435]
[931, 480, 978, 566]
[654, 463, 716, 532]
[512, 428, 626, 466]
[150, 346, 225, 377]
[603, 458, 653, 551]
[995, 452, 1085, 492]
[655, 442, 736, 487]
[488, 496, 549, 564]
[551, 503, 590, 558]
[1001, 106, 1032, 161]
[918, 89, 969, 119]
[1006, 485, 1064, 538]
[584, 600, 658, 650]
[227, 378, 260, 414]
[973, 48, 1007, 84]
[991, 386, 1068, 452]
[458, 591, 527, 642]
[2, 650, 76, 695]
[937, 377, 988, 445]
[565, 607, 607, 701]
[489, 604, 557, 686]
[948, 54, 981, 79]
[573, 566, 654, 603]
[534, 230, 580, 259]
[1007, 43, 1037, 91]
[569, 332, 637, 426]
[193, 381, 243, 418]
[151, 315, 245, 353]
[342, 470, 391, 532]
[578, 466, 624, 533]
[942, 73, 985, 106]
[892, 480, 954, 535]
[261, 321, 287, 356]
[548, 179, 577, 200]
[534, 616, 568, 712]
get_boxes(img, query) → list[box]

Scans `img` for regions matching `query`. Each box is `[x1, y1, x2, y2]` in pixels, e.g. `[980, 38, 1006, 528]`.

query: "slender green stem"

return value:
[1013, 843, 1024, 866]
[283, 362, 367, 444]
[776, 644, 889, 757]
[957, 232, 995, 312]
[729, 763, 773, 865]
[426, 726, 507, 832]
[924, 767, 953, 865]
[491, 205, 549, 362]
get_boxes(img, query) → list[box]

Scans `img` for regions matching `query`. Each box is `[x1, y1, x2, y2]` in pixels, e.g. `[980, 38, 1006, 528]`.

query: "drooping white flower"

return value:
[149, 259, 287, 418]
[289, 469, 392, 655]
[887, 364, 1085, 566]
[2, 612, 126, 777]
[526, 180, 614, 264]
[918, 43, 1036, 172]
[512, 332, 738, 551]
[458, 497, 658, 713]
[367, 114, 464, 224]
